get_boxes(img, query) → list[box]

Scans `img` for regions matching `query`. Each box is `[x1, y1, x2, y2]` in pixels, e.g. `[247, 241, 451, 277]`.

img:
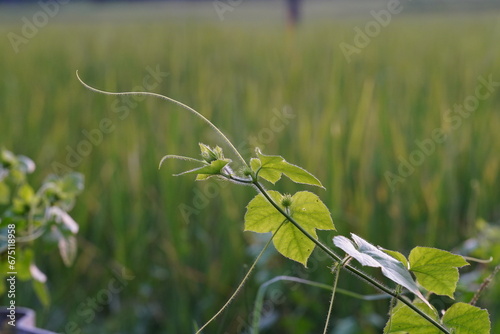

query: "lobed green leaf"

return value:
[244, 191, 334, 266]
[385, 301, 491, 334]
[442, 302, 490, 334]
[251, 148, 324, 188]
[384, 301, 440, 334]
[409, 247, 469, 298]
[244, 190, 284, 234]
[174, 159, 231, 179]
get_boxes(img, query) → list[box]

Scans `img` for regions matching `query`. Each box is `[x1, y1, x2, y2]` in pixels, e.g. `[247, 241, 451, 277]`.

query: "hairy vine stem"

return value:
[252, 180, 451, 334]
[323, 262, 341, 334]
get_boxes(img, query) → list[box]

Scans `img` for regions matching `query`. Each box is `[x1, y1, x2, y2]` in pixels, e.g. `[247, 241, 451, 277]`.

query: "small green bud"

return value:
[281, 194, 293, 208]
[242, 166, 253, 176]
[199, 143, 225, 163]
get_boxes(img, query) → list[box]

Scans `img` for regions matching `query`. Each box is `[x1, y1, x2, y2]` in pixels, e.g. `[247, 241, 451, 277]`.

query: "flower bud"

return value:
[281, 194, 293, 208]
[199, 143, 225, 163]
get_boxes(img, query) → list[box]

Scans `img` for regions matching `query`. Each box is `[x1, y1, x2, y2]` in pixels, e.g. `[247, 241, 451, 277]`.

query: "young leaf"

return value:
[384, 300, 440, 334]
[333, 234, 431, 308]
[244, 191, 334, 266]
[250, 148, 324, 188]
[199, 143, 226, 163]
[174, 159, 231, 179]
[442, 302, 490, 334]
[409, 247, 469, 298]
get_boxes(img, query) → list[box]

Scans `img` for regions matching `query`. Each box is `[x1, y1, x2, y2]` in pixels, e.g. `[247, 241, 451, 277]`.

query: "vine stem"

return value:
[252, 180, 451, 334]
[323, 262, 341, 334]
[195, 220, 286, 334]
[470, 263, 500, 306]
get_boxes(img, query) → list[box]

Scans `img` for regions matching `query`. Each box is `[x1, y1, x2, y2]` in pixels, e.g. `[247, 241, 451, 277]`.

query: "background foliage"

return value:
[0, 2, 499, 333]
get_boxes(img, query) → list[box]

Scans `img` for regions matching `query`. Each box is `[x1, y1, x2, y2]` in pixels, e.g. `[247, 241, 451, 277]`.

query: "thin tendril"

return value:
[322, 262, 341, 334]
[195, 221, 286, 334]
[76, 71, 248, 167]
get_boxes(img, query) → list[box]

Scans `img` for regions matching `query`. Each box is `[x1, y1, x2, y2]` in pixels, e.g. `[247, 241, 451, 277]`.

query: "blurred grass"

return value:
[1, 2, 500, 333]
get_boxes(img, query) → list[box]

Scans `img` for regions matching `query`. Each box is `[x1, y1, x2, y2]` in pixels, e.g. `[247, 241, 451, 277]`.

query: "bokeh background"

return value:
[1, 0, 500, 333]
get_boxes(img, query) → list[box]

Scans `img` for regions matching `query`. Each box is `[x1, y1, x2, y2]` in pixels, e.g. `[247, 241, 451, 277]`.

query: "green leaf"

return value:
[10, 169, 26, 184]
[244, 191, 286, 234]
[17, 249, 34, 281]
[384, 301, 440, 334]
[409, 247, 469, 298]
[1, 148, 18, 167]
[382, 249, 409, 269]
[17, 183, 34, 203]
[286, 192, 334, 230]
[175, 159, 231, 179]
[244, 191, 334, 266]
[385, 301, 491, 334]
[333, 234, 431, 308]
[442, 303, 490, 334]
[0, 181, 10, 204]
[32, 280, 50, 307]
[251, 148, 324, 188]
[158, 153, 229, 180]
[195, 174, 212, 181]
[59, 172, 85, 195]
[0, 276, 4, 296]
[0, 260, 8, 295]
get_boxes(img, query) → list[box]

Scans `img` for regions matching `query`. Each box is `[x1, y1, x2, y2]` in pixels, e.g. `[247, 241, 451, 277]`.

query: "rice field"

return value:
[1, 1, 500, 333]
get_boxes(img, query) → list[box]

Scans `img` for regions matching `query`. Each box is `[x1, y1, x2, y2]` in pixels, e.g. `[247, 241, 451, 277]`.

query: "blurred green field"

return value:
[1, 1, 500, 333]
